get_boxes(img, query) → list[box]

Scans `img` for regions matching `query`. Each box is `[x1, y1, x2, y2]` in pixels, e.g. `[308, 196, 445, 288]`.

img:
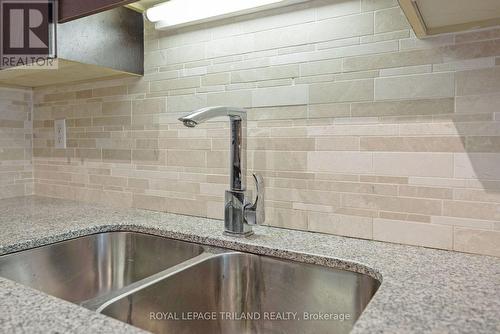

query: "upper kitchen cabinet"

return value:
[0, 3, 143, 88]
[59, 0, 136, 22]
[399, 0, 500, 38]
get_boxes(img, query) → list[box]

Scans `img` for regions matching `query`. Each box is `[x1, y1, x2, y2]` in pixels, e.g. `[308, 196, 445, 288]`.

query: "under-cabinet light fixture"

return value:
[145, 0, 309, 30]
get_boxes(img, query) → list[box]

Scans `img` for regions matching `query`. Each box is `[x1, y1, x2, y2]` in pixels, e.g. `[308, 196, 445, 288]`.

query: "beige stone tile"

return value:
[256, 79, 293, 88]
[455, 27, 500, 44]
[309, 79, 374, 104]
[315, 0, 360, 20]
[92, 85, 127, 97]
[399, 35, 454, 51]
[360, 30, 409, 43]
[92, 116, 131, 126]
[132, 98, 166, 115]
[374, 7, 409, 34]
[153, 179, 200, 194]
[456, 67, 500, 96]
[343, 48, 435, 72]
[206, 200, 224, 219]
[399, 185, 452, 199]
[352, 98, 454, 117]
[33, 183, 73, 200]
[308, 103, 350, 118]
[344, 39, 500, 72]
[102, 101, 131, 116]
[375, 72, 454, 100]
[160, 138, 210, 150]
[292, 202, 333, 213]
[308, 151, 372, 173]
[455, 93, 500, 114]
[373, 152, 454, 177]
[43, 91, 75, 102]
[308, 211, 373, 239]
[453, 188, 500, 204]
[165, 44, 205, 65]
[201, 73, 230, 86]
[270, 178, 308, 189]
[432, 57, 495, 73]
[266, 207, 307, 230]
[151, 77, 200, 92]
[318, 40, 399, 62]
[379, 211, 430, 223]
[132, 149, 161, 162]
[252, 85, 308, 108]
[167, 150, 206, 167]
[249, 105, 307, 120]
[0, 149, 24, 160]
[207, 90, 252, 108]
[102, 149, 131, 162]
[443, 200, 500, 221]
[334, 70, 380, 82]
[360, 175, 408, 184]
[308, 124, 398, 136]
[248, 138, 315, 151]
[166, 196, 207, 216]
[316, 37, 360, 51]
[199, 183, 226, 196]
[316, 137, 360, 151]
[251, 151, 308, 171]
[361, 0, 398, 11]
[308, 12, 374, 44]
[232, 64, 298, 83]
[431, 216, 494, 230]
[167, 94, 207, 113]
[379, 64, 432, 77]
[300, 59, 342, 76]
[309, 179, 397, 196]
[135, 139, 159, 150]
[343, 193, 442, 215]
[76, 89, 92, 99]
[89, 175, 127, 187]
[373, 218, 453, 250]
[454, 228, 500, 257]
[408, 176, 467, 189]
[133, 194, 167, 211]
[207, 151, 228, 168]
[454, 153, 500, 180]
[466, 137, 500, 152]
[361, 136, 465, 152]
[127, 178, 149, 189]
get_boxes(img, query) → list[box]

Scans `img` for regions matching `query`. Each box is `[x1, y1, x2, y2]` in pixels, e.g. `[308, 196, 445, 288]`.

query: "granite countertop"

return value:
[0, 196, 499, 334]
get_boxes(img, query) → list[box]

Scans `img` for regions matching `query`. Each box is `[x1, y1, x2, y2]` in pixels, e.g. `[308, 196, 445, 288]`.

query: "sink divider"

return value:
[80, 251, 240, 313]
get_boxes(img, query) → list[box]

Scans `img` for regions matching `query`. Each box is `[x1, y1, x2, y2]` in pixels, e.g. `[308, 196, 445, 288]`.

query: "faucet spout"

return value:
[179, 106, 265, 237]
[178, 106, 246, 127]
[179, 106, 247, 191]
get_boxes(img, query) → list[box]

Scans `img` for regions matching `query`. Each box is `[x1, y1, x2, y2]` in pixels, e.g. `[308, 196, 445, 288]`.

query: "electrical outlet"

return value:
[54, 119, 66, 149]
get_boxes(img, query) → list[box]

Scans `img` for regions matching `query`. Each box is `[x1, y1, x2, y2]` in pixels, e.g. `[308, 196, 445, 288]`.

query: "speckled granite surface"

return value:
[0, 196, 499, 334]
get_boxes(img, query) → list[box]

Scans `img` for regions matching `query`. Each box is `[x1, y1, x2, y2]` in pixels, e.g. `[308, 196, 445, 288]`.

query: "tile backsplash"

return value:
[0, 88, 32, 199]
[20, 0, 500, 256]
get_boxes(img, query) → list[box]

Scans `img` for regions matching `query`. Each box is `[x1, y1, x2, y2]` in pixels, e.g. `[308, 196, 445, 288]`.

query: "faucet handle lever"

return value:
[244, 173, 265, 225]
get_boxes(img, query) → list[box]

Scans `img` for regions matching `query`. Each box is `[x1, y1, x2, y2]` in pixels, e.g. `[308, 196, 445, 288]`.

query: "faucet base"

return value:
[223, 230, 254, 238]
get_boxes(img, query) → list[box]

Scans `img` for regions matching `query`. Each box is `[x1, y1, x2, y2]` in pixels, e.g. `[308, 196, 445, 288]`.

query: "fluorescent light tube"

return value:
[145, 0, 309, 30]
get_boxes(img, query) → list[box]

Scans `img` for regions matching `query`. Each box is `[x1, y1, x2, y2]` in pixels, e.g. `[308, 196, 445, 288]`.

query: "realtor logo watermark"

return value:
[0, 0, 57, 69]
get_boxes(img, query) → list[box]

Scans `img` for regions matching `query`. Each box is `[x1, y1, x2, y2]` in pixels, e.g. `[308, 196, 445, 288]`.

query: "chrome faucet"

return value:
[179, 106, 265, 237]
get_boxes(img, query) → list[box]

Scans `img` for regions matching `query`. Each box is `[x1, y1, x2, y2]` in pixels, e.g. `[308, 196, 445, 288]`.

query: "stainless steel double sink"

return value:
[0, 232, 380, 334]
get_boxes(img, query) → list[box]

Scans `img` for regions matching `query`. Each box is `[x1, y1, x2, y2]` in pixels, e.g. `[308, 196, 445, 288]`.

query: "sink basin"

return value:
[101, 252, 380, 334]
[0, 232, 204, 303]
[0, 232, 379, 333]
